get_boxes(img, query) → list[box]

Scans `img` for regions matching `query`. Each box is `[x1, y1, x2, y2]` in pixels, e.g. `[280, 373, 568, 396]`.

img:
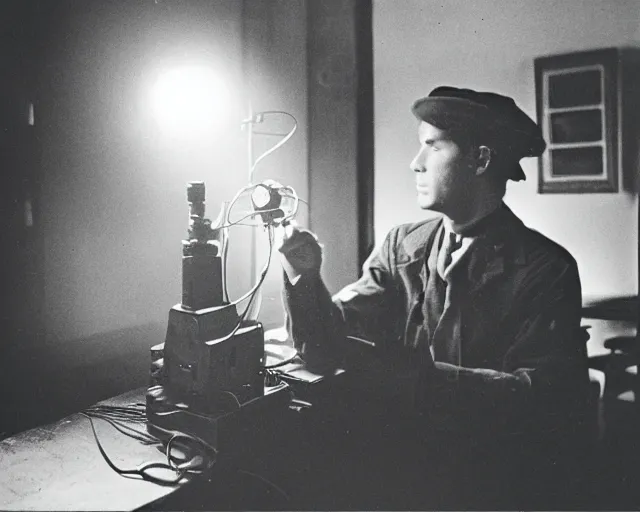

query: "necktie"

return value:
[440, 231, 463, 278]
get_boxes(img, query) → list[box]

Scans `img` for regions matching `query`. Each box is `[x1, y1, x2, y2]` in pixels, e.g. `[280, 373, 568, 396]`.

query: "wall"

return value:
[39, 0, 246, 344]
[242, 0, 309, 329]
[307, 0, 363, 294]
[37, 0, 307, 345]
[0, 0, 309, 434]
[373, 0, 640, 354]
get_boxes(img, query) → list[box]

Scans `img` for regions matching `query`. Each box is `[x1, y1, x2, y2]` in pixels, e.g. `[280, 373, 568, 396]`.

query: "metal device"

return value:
[146, 182, 289, 449]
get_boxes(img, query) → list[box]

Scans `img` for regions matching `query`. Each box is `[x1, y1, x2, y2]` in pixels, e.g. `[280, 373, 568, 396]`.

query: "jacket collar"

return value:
[395, 203, 528, 291]
[399, 203, 526, 261]
[397, 217, 443, 266]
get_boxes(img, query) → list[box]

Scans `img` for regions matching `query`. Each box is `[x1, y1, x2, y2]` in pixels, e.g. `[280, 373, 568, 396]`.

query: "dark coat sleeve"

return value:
[282, 228, 401, 368]
[283, 226, 591, 442]
[501, 249, 591, 438]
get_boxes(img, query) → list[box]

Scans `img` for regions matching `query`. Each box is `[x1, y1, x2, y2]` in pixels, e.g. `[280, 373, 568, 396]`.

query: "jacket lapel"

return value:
[465, 204, 525, 296]
[396, 217, 443, 294]
[466, 240, 506, 296]
[390, 205, 527, 362]
[394, 218, 443, 350]
[432, 204, 527, 363]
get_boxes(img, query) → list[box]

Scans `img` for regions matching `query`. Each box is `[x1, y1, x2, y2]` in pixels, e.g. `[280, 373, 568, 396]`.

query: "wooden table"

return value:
[0, 388, 185, 511]
[1, 359, 582, 510]
[0, 368, 343, 511]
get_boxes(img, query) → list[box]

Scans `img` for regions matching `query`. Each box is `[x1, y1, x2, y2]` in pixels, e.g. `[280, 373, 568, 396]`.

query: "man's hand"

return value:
[277, 222, 323, 283]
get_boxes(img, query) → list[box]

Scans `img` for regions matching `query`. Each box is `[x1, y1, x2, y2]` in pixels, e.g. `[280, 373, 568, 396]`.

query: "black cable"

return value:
[82, 407, 222, 487]
[236, 468, 291, 503]
[84, 406, 147, 424]
[80, 412, 186, 486]
[86, 404, 146, 416]
[220, 207, 283, 229]
[263, 353, 302, 369]
[165, 432, 218, 473]
[270, 371, 309, 384]
[82, 412, 158, 445]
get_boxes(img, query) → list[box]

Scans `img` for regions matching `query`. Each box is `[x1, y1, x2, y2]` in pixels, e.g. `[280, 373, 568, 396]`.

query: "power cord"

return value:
[81, 404, 217, 486]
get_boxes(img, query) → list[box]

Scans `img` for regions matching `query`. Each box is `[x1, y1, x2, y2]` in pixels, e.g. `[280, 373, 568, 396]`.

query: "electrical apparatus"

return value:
[146, 181, 297, 451]
[146, 110, 301, 451]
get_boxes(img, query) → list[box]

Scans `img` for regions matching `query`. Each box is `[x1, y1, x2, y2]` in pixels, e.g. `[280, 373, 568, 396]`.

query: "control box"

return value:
[146, 182, 280, 443]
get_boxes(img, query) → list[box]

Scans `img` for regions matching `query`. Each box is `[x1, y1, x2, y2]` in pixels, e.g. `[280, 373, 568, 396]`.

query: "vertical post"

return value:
[246, 101, 262, 321]
[241, 0, 261, 321]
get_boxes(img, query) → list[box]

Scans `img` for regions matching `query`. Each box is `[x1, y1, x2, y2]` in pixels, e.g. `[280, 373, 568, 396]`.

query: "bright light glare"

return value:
[150, 65, 231, 139]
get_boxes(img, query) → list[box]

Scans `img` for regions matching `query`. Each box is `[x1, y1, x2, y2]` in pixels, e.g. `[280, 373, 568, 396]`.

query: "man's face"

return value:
[410, 121, 476, 214]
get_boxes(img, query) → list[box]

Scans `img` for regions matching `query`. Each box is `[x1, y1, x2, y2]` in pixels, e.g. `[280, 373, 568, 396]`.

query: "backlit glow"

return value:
[150, 65, 231, 139]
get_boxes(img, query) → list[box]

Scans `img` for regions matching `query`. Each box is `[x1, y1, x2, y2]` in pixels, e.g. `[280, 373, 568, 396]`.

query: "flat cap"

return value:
[411, 86, 546, 181]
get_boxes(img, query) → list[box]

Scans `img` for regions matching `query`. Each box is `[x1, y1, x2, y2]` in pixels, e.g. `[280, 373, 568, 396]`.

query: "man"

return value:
[278, 87, 593, 507]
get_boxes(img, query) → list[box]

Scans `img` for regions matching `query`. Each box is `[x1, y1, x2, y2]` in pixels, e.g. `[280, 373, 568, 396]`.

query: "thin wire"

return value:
[282, 194, 308, 206]
[263, 352, 301, 369]
[165, 432, 218, 471]
[83, 412, 158, 445]
[87, 404, 146, 413]
[80, 412, 187, 486]
[226, 222, 263, 227]
[85, 404, 147, 420]
[249, 111, 298, 184]
[220, 207, 282, 229]
[278, 185, 299, 224]
[346, 335, 376, 347]
[221, 182, 300, 230]
[221, 110, 297, 301]
[211, 226, 274, 346]
[222, 183, 259, 299]
[82, 404, 223, 486]
[269, 369, 311, 384]
[90, 403, 146, 410]
[154, 407, 228, 421]
[150, 422, 219, 455]
[224, 184, 258, 227]
[83, 404, 156, 444]
[230, 225, 274, 306]
[237, 468, 291, 502]
[85, 408, 143, 419]
[221, 390, 242, 411]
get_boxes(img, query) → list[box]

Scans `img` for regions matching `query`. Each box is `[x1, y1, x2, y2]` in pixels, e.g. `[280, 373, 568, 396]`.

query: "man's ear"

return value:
[475, 146, 492, 176]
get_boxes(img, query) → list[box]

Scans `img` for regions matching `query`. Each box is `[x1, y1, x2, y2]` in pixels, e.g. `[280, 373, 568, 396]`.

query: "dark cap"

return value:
[411, 86, 546, 181]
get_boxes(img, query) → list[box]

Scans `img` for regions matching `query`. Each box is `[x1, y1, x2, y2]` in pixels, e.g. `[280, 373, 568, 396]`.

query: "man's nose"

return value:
[410, 151, 425, 173]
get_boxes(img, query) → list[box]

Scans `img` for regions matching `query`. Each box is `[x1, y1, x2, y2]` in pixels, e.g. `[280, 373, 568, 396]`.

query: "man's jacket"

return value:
[283, 204, 592, 441]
